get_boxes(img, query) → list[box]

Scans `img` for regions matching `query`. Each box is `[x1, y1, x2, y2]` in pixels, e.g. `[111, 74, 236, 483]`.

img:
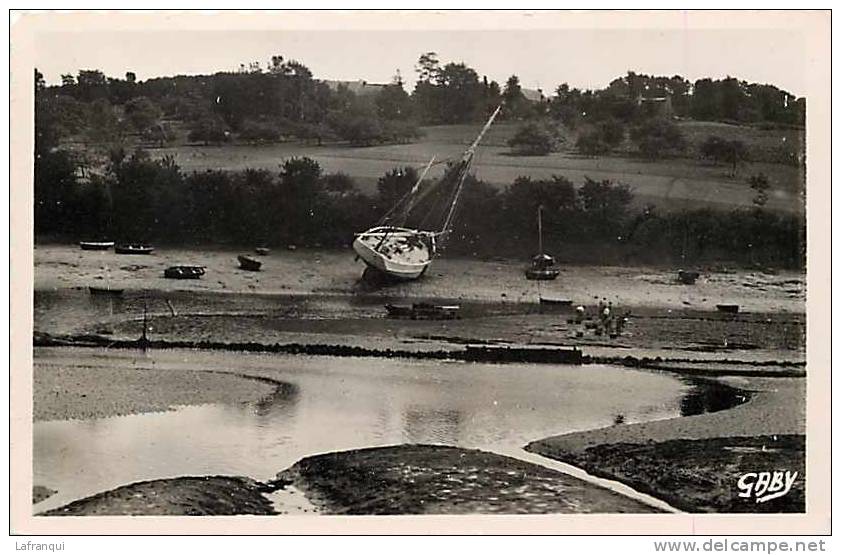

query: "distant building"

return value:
[322, 79, 391, 96]
[636, 95, 674, 118]
[521, 88, 544, 102]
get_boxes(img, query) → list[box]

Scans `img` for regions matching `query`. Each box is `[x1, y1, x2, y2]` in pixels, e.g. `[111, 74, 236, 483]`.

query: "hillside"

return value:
[144, 121, 804, 215]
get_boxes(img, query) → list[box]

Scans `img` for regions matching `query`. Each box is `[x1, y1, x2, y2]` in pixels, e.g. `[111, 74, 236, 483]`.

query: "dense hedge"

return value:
[35, 150, 805, 269]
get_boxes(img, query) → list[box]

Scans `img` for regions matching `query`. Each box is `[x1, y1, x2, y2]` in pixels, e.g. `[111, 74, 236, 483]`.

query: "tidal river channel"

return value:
[33, 347, 739, 513]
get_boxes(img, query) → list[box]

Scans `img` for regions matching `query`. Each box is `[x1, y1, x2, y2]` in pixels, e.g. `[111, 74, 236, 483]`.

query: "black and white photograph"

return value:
[10, 9, 831, 536]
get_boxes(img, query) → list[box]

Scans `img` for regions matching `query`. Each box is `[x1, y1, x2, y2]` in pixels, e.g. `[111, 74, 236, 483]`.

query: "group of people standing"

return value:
[573, 298, 629, 338]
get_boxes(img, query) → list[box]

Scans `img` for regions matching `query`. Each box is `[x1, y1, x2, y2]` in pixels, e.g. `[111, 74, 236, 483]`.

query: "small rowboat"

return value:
[89, 286, 124, 296]
[385, 302, 460, 320]
[677, 270, 700, 284]
[237, 255, 262, 271]
[716, 304, 740, 314]
[79, 241, 114, 251]
[164, 265, 205, 279]
[115, 244, 154, 255]
[539, 297, 573, 308]
[255, 247, 270, 256]
[384, 304, 414, 318]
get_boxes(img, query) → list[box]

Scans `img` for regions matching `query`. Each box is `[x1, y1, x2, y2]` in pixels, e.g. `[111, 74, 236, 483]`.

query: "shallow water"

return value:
[33, 347, 738, 513]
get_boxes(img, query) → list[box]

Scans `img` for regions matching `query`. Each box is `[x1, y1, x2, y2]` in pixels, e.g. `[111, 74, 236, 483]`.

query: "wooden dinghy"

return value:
[115, 244, 154, 255]
[79, 241, 115, 251]
[164, 265, 205, 279]
[677, 270, 700, 284]
[237, 255, 262, 271]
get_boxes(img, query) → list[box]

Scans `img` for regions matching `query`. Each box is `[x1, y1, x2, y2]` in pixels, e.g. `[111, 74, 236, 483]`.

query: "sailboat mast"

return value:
[538, 205, 544, 254]
[440, 105, 502, 236]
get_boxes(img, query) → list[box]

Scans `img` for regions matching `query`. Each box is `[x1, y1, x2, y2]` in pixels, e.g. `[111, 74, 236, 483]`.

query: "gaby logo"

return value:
[737, 471, 798, 503]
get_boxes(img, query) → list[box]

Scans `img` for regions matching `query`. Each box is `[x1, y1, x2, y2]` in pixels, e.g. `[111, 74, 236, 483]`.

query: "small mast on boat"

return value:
[353, 105, 502, 281]
[525, 204, 560, 281]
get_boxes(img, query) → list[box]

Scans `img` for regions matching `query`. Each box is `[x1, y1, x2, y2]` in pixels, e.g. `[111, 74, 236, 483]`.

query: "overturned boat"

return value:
[353, 106, 501, 281]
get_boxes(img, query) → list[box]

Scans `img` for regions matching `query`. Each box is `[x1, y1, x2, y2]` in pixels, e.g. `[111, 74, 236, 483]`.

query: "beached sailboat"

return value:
[353, 106, 502, 281]
[525, 205, 560, 281]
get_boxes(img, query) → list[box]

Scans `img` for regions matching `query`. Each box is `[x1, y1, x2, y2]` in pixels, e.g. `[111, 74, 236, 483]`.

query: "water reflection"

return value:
[680, 378, 749, 416]
[252, 381, 300, 421]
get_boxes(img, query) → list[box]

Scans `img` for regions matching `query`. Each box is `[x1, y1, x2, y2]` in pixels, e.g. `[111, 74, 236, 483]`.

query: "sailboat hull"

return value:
[353, 227, 433, 281]
[525, 268, 560, 281]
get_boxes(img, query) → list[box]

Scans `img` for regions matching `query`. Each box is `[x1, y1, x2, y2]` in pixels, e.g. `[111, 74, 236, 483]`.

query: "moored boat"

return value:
[677, 270, 700, 284]
[354, 106, 502, 281]
[115, 244, 154, 255]
[525, 254, 561, 281]
[88, 286, 124, 296]
[237, 255, 262, 271]
[79, 241, 114, 251]
[255, 247, 270, 256]
[164, 265, 205, 279]
[385, 302, 461, 320]
[524, 206, 560, 281]
[539, 297, 572, 307]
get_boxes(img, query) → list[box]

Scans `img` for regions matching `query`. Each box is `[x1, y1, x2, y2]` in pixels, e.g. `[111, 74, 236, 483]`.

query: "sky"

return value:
[34, 26, 807, 96]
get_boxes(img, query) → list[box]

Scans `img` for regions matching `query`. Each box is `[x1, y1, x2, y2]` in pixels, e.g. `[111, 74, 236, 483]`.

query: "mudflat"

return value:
[33, 243, 807, 515]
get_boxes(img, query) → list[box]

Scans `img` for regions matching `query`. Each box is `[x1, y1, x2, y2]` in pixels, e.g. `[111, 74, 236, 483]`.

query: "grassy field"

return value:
[144, 121, 805, 215]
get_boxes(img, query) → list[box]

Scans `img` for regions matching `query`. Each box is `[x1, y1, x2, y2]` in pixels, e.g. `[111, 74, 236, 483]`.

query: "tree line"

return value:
[35, 150, 805, 269]
[36, 57, 805, 154]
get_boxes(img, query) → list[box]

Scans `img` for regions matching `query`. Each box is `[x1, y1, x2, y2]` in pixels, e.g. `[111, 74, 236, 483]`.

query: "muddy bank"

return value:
[527, 376, 805, 513]
[40, 476, 276, 516]
[34, 353, 279, 421]
[534, 435, 804, 513]
[32, 486, 56, 504]
[278, 444, 663, 514]
[41, 445, 666, 515]
[34, 285, 806, 371]
[34, 244, 805, 313]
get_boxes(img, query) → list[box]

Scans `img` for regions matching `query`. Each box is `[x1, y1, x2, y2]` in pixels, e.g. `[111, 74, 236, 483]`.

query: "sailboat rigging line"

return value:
[400, 156, 436, 223]
[373, 157, 436, 252]
[417, 160, 461, 231]
[375, 157, 436, 228]
[439, 158, 474, 239]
